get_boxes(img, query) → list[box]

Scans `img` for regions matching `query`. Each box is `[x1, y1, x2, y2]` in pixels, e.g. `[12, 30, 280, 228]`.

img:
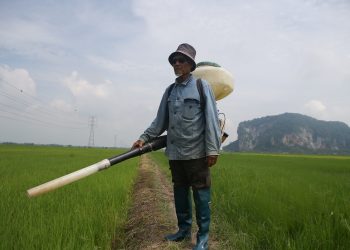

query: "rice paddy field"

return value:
[0, 144, 138, 250]
[151, 152, 350, 250]
[1, 144, 350, 249]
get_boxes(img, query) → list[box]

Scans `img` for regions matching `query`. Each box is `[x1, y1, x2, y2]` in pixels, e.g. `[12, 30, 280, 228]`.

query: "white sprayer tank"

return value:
[192, 62, 234, 101]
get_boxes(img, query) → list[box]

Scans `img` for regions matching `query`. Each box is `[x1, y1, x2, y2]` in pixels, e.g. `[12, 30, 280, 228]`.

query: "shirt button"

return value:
[174, 112, 177, 115]
[171, 126, 174, 129]
[170, 140, 174, 144]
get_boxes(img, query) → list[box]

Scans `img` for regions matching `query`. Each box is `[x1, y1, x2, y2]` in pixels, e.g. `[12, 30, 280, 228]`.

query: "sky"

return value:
[0, 0, 350, 147]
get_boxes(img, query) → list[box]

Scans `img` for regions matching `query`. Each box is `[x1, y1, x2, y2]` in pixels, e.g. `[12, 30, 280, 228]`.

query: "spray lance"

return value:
[27, 136, 167, 197]
[27, 61, 234, 198]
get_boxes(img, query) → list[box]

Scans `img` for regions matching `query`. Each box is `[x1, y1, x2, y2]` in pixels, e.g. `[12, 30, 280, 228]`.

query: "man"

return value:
[132, 43, 221, 250]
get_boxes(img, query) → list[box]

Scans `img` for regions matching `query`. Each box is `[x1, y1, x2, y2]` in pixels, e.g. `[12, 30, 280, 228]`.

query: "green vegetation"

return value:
[0, 144, 138, 249]
[151, 152, 350, 250]
[2, 144, 349, 249]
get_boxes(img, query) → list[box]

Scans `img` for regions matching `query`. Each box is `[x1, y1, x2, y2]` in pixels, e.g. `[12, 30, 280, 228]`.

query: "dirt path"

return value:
[118, 155, 220, 250]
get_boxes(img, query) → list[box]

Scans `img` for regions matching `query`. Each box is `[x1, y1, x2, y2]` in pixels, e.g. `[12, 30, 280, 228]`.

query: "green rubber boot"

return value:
[192, 188, 211, 250]
[165, 186, 192, 242]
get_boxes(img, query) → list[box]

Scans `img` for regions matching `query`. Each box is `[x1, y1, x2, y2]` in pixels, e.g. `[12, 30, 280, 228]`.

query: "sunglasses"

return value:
[171, 56, 188, 65]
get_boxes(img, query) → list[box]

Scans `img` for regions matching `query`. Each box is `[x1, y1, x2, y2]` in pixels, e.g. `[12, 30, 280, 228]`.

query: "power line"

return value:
[0, 91, 86, 126]
[0, 77, 88, 128]
[0, 77, 85, 120]
[0, 107, 87, 129]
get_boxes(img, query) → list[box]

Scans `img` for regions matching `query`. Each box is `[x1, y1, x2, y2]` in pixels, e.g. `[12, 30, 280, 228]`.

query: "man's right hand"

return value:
[132, 140, 145, 149]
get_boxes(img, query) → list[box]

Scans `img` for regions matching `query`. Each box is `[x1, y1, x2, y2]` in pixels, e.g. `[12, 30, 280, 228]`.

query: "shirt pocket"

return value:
[182, 98, 201, 120]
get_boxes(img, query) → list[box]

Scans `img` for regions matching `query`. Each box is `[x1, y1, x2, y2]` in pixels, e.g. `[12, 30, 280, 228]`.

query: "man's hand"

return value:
[207, 155, 218, 167]
[132, 140, 145, 149]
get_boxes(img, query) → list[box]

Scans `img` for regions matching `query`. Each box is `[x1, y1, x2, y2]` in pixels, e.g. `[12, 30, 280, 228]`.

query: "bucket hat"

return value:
[168, 43, 196, 71]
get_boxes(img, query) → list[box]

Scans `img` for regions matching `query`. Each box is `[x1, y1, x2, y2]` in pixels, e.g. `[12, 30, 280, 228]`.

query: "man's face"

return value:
[170, 54, 192, 77]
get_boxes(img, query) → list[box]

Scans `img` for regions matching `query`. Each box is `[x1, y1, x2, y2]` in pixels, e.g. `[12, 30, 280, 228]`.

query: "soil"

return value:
[115, 155, 220, 250]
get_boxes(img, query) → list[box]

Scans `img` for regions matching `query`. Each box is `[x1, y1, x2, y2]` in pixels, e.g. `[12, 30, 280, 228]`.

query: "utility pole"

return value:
[88, 116, 96, 147]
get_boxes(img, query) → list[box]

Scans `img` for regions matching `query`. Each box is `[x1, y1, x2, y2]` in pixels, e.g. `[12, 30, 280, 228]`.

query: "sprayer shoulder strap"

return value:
[167, 79, 205, 110]
[196, 78, 205, 110]
[167, 83, 175, 99]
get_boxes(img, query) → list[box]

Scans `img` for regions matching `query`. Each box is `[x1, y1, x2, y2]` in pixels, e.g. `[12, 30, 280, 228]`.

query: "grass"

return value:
[151, 151, 350, 250]
[2, 144, 349, 249]
[0, 144, 138, 250]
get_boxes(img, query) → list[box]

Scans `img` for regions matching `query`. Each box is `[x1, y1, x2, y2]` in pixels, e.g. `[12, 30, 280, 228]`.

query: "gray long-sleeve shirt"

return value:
[139, 74, 221, 160]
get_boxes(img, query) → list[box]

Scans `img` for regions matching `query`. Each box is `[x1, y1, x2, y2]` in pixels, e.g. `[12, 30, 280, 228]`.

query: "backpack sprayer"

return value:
[193, 62, 233, 143]
[27, 62, 234, 197]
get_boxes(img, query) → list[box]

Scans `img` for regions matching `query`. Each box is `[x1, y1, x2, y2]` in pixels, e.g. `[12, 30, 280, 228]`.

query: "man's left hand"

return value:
[207, 155, 218, 167]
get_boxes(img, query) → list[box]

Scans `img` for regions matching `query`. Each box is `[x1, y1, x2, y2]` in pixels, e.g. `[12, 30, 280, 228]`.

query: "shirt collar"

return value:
[175, 74, 193, 86]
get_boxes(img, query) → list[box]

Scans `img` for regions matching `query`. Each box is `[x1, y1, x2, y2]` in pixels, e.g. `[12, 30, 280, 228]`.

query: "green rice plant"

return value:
[214, 153, 350, 250]
[0, 144, 138, 250]
[151, 152, 350, 250]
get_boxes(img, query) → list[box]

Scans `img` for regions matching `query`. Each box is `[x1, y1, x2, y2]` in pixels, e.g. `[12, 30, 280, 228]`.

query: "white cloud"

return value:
[0, 65, 37, 96]
[63, 71, 110, 98]
[50, 99, 75, 113]
[302, 99, 350, 125]
[304, 99, 326, 114]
